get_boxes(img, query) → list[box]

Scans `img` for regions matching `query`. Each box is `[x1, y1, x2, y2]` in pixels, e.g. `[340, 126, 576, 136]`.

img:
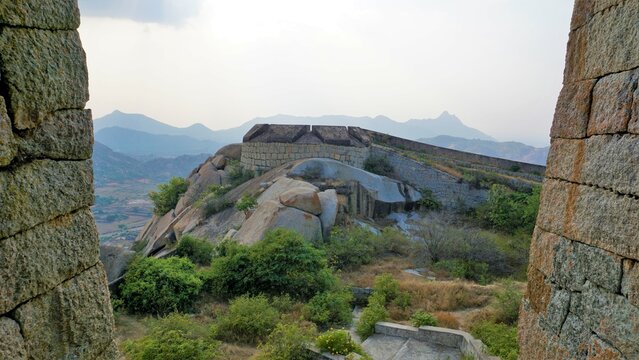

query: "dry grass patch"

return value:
[434, 312, 461, 330]
[113, 313, 148, 345]
[222, 343, 258, 360]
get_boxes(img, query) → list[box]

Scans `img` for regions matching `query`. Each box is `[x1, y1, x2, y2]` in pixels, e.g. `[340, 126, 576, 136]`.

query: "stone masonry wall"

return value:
[370, 145, 488, 209]
[518, 1, 639, 359]
[241, 141, 370, 173]
[0, 2, 118, 359]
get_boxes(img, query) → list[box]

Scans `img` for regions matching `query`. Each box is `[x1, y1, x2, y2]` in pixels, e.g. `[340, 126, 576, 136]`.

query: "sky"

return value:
[78, 0, 574, 147]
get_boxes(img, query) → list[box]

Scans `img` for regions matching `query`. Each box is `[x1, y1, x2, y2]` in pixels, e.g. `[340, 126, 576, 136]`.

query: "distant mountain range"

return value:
[93, 110, 548, 165]
[418, 135, 549, 166]
[93, 141, 209, 186]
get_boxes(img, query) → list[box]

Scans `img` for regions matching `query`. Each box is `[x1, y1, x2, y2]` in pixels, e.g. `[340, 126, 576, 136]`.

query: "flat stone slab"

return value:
[362, 334, 462, 360]
[362, 334, 408, 360]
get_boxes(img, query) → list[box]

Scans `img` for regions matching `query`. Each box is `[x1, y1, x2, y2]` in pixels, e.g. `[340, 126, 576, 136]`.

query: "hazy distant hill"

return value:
[92, 141, 209, 186]
[418, 135, 549, 165]
[94, 110, 218, 141]
[95, 126, 222, 158]
[211, 112, 495, 143]
[93, 111, 494, 150]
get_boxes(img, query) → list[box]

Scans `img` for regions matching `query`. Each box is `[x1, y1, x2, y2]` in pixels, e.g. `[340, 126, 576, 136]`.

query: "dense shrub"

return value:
[202, 196, 233, 217]
[255, 323, 316, 360]
[120, 257, 202, 315]
[493, 281, 523, 325]
[475, 184, 540, 234]
[355, 297, 387, 340]
[149, 177, 189, 215]
[227, 160, 255, 186]
[122, 313, 219, 360]
[471, 322, 518, 360]
[302, 290, 353, 329]
[316, 330, 366, 357]
[410, 310, 437, 327]
[235, 193, 257, 212]
[418, 188, 442, 211]
[323, 227, 412, 270]
[373, 273, 400, 304]
[201, 229, 336, 300]
[175, 235, 215, 266]
[363, 155, 394, 177]
[415, 218, 515, 282]
[212, 295, 280, 345]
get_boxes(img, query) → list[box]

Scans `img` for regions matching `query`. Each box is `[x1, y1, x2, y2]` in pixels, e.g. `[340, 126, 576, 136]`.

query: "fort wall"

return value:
[0, 2, 117, 358]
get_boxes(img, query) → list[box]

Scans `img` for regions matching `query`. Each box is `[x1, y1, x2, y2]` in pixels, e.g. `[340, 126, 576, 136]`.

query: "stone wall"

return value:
[370, 145, 488, 208]
[0, 2, 117, 359]
[358, 128, 547, 175]
[518, 1, 639, 359]
[241, 141, 369, 173]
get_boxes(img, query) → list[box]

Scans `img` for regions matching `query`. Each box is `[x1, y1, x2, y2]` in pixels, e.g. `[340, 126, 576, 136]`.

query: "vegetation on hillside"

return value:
[148, 177, 189, 215]
[363, 155, 394, 177]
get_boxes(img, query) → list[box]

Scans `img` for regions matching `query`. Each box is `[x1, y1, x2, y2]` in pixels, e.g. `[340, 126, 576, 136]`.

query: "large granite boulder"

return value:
[279, 187, 322, 215]
[215, 143, 242, 160]
[289, 158, 422, 218]
[234, 200, 322, 244]
[318, 189, 339, 238]
[99, 244, 136, 283]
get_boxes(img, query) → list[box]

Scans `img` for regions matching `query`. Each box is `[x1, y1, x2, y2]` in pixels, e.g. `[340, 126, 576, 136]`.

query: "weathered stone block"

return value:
[13, 264, 115, 360]
[0, 28, 88, 130]
[551, 80, 596, 138]
[0, 317, 27, 360]
[0, 208, 99, 314]
[557, 314, 590, 359]
[529, 227, 560, 277]
[546, 138, 583, 181]
[538, 179, 639, 260]
[552, 238, 623, 292]
[541, 289, 571, 335]
[570, 0, 594, 30]
[571, 282, 639, 358]
[0, 159, 94, 239]
[587, 335, 624, 360]
[0, 96, 16, 167]
[0, 0, 80, 29]
[16, 109, 93, 161]
[564, 26, 588, 84]
[588, 70, 638, 135]
[622, 259, 639, 308]
[580, 134, 639, 197]
[583, 1, 639, 80]
[527, 267, 553, 313]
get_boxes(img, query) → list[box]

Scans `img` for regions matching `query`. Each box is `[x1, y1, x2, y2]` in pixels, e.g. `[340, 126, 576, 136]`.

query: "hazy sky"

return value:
[78, 0, 574, 146]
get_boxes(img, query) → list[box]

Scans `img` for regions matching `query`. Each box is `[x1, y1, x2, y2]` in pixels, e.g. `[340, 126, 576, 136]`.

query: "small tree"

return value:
[175, 234, 215, 266]
[363, 155, 394, 177]
[149, 177, 189, 216]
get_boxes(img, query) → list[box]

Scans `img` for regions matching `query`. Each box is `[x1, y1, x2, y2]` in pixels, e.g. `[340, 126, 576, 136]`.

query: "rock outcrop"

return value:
[519, 1, 639, 359]
[0, 1, 117, 358]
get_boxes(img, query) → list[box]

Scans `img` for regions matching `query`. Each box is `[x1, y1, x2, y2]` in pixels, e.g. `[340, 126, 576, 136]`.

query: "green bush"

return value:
[316, 330, 366, 357]
[202, 196, 233, 217]
[363, 155, 394, 177]
[201, 229, 336, 300]
[212, 295, 280, 345]
[392, 292, 412, 310]
[227, 160, 255, 186]
[373, 273, 400, 305]
[475, 184, 540, 234]
[255, 323, 316, 360]
[434, 259, 490, 284]
[235, 193, 257, 212]
[149, 177, 189, 215]
[418, 188, 442, 211]
[323, 227, 412, 270]
[493, 281, 523, 325]
[302, 290, 353, 329]
[270, 294, 295, 314]
[355, 298, 388, 340]
[122, 313, 220, 360]
[175, 235, 215, 266]
[470, 322, 518, 360]
[119, 257, 202, 315]
[410, 310, 437, 327]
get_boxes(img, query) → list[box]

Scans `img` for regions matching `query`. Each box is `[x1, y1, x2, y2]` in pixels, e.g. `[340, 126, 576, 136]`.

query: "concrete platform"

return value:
[362, 334, 462, 360]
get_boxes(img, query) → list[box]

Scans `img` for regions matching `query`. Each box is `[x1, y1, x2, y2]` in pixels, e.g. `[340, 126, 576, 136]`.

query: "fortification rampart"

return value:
[518, 1, 639, 358]
[0, 2, 117, 359]
[241, 124, 370, 172]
